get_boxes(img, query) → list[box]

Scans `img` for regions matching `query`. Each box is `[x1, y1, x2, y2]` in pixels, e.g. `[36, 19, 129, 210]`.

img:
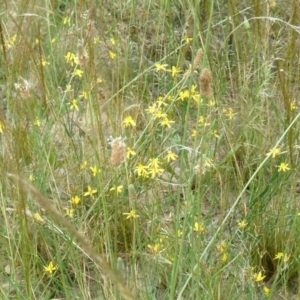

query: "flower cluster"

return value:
[134, 158, 164, 179]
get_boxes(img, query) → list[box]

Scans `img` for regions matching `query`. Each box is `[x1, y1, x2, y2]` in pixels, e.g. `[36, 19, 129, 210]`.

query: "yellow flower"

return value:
[204, 158, 214, 168]
[11, 34, 17, 43]
[109, 51, 116, 59]
[94, 37, 101, 44]
[123, 209, 139, 219]
[73, 69, 83, 78]
[34, 212, 44, 223]
[65, 52, 79, 66]
[274, 252, 283, 260]
[277, 162, 290, 172]
[190, 85, 198, 94]
[123, 115, 136, 128]
[191, 93, 202, 104]
[44, 261, 57, 274]
[80, 91, 88, 100]
[84, 186, 97, 198]
[170, 66, 181, 77]
[159, 117, 175, 128]
[191, 129, 197, 137]
[254, 271, 265, 282]
[207, 100, 216, 107]
[178, 90, 190, 101]
[69, 99, 79, 110]
[65, 84, 73, 93]
[90, 165, 99, 177]
[273, 252, 289, 262]
[227, 108, 236, 119]
[157, 97, 164, 104]
[216, 241, 226, 253]
[34, 119, 41, 127]
[155, 63, 168, 72]
[145, 103, 158, 115]
[63, 17, 70, 25]
[212, 130, 220, 138]
[198, 116, 210, 126]
[223, 108, 236, 120]
[64, 207, 74, 218]
[69, 195, 80, 206]
[29, 174, 35, 182]
[183, 35, 193, 44]
[148, 243, 160, 254]
[5, 34, 17, 48]
[134, 163, 149, 178]
[193, 221, 205, 233]
[221, 253, 228, 262]
[165, 150, 178, 162]
[154, 109, 167, 120]
[290, 101, 297, 111]
[266, 147, 281, 158]
[126, 147, 136, 159]
[80, 161, 88, 169]
[263, 286, 270, 296]
[147, 158, 164, 178]
[41, 58, 49, 66]
[110, 185, 123, 195]
[238, 219, 248, 229]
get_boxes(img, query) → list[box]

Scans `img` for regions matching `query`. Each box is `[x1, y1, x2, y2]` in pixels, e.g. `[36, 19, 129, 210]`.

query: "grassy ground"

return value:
[1, 0, 300, 299]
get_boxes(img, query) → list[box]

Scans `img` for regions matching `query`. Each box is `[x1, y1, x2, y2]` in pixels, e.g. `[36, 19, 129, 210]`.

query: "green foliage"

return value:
[1, 0, 300, 299]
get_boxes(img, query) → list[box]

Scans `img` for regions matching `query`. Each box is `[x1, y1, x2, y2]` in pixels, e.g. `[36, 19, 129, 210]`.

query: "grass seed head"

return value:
[14, 78, 30, 100]
[193, 48, 203, 69]
[199, 68, 212, 96]
[110, 138, 126, 167]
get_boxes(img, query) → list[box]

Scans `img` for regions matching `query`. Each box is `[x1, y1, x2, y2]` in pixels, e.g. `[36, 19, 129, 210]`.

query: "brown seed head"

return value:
[193, 48, 203, 69]
[199, 68, 212, 96]
[110, 139, 126, 167]
[14, 78, 31, 100]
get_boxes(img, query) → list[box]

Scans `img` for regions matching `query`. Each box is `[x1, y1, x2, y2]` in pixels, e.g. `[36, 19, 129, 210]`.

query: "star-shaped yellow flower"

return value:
[69, 195, 80, 206]
[90, 165, 99, 177]
[165, 150, 178, 162]
[155, 62, 168, 71]
[44, 261, 57, 274]
[123, 209, 139, 219]
[277, 162, 290, 172]
[254, 271, 265, 282]
[84, 186, 97, 198]
[170, 66, 181, 77]
[274, 252, 283, 260]
[123, 116, 136, 128]
[266, 147, 281, 158]
[193, 221, 205, 233]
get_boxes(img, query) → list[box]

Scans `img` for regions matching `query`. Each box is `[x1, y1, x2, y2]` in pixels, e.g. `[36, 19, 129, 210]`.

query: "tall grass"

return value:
[1, 0, 300, 299]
